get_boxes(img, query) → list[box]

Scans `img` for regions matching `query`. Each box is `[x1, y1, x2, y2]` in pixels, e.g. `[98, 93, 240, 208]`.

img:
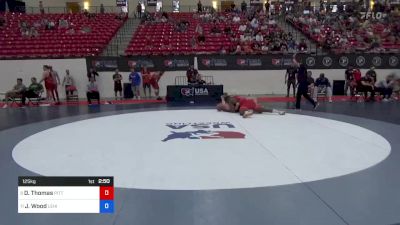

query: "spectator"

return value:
[241, 0, 247, 12]
[87, 68, 99, 81]
[3, 78, 26, 107]
[375, 74, 395, 101]
[86, 77, 100, 105]
[137, 2, 142, 18]
[0, 17, 6, 27]
[359, 72, 376, 101]
[39, 1, 45, 14]
[24, 77, 44, 104]
[298, 38, 308, 52]
[197, 0, 203, 12]
[80, 25, 92, 33]
[233, 14, 241, 23]
[313, 73, 333, 102]
[129, 68, 142, 99]
[113, 69, 123, 100]
[265, 1, 270, 14]
[59, 18, 69, 29]
[62, 69, 76, 97]
[100, 4, 105, 14]
[46, 21, 55, 30]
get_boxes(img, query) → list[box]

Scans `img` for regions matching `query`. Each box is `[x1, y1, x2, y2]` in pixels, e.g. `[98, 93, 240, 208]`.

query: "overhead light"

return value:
[84, 1, 89, 10]
[212, 1, 217, 9]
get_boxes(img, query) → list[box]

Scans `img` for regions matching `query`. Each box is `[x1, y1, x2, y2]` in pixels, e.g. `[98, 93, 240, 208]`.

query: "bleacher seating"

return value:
[286, 11, 400, 54]
[0, 12, 126, 58]
[125, 12, 287, 56]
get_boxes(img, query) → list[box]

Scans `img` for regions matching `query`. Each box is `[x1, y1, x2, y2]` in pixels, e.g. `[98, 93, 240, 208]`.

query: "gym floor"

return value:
[1, 101, 400, 225]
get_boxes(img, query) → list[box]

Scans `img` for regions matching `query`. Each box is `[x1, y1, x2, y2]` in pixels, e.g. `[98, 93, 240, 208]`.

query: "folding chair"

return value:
[27, 91, 44, 106]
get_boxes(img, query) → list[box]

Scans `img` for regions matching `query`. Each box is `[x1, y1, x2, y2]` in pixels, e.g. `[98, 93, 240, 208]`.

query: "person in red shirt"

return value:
[142, 67, 152, 98]
[39, 65, 55, 102]
[217, 94, 285, 118]
[149, 71, 164, 100]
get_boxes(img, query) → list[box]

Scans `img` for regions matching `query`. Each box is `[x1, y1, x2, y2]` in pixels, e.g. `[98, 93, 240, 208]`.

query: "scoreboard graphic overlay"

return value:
[18, 177, 114, 213]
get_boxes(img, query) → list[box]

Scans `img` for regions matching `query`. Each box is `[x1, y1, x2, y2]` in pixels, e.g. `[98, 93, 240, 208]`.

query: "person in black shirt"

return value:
[359, 73, 375, 101]
[285, 65, 297, 97]
[366, 67, 377, 84]
[344, 66, 355, 96]
[293, 55, 317, 109]
[87, 68, 99, 81]
[112, 69, 123, 100]
[313, 73, 333, 102]
[186, 65, 198, 85]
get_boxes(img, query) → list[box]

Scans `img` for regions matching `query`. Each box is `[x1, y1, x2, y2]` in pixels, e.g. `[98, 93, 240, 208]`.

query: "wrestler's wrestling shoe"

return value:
[242, 110, 254, 118]
[278, 111, 286, 115]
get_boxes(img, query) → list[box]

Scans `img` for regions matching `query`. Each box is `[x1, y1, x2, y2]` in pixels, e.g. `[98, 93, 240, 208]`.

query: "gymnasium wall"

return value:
[0, 58, 399, 99]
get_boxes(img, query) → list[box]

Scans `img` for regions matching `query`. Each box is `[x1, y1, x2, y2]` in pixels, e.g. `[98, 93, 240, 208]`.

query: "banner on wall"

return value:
[86, 54, 400, 72]
[147, 0, 157, 6]
[116, 0, 127, 6]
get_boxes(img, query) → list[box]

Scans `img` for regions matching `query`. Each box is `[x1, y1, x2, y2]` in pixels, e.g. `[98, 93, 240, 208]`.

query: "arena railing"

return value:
[21, 6, 121, 14]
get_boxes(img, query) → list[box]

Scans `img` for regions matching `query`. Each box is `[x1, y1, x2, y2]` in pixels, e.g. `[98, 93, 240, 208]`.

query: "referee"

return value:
[293, 54, 318, 110]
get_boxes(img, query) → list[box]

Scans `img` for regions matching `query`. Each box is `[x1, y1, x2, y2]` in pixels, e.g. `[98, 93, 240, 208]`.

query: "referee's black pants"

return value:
[296, 84, 316, 109]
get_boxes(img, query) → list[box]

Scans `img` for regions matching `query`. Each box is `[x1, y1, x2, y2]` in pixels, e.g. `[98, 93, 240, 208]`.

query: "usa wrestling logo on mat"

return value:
[162, 122, 245, 142]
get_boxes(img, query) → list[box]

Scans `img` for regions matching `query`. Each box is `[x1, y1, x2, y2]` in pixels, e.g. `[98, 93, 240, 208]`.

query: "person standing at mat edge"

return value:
[293, 54, 318, 110]
[129, 68, 142, 99]
[113, 69, 123, 100]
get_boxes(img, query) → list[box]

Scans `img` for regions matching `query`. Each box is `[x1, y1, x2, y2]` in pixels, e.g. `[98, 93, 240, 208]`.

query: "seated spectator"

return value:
[307, 71, 315, 95]
[80, 26, 92, 34]
[46, 21, 55, 30]
[359, 73, 376, 101]
[197, 34, 205, 43]
[298, 38, 308, 51]
[66, 28, 75, 34]
[233, 15, 241, 23]
[4, 78, 27, 107]
[86, 77, 100, 105]
[28, 27, 39, 38]
[0, 17, 5, 27]
[366, 67, 377, 83]
[250, 18, 259, 29]
[238, 23, 247, 32]
[255, 32, 264, 42]
[313, 73, 333, 102]
[58, 19, 69, 29]
[24, 77, 44, 102]
[211, 25, 221, 34]
[375, 74, 395, 101]
[232, 44, 242, 54]
[224, 25, 232, 35]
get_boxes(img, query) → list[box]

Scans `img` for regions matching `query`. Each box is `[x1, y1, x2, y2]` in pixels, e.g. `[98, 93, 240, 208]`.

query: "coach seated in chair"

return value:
[24, 77, 44, 104]
[359, 72, 375, 101]
[375, 74, 395, 102]
[4, 78, 26, 107]
[313, 73, 333, 103]
[306, 71, 315, 95]
[86, 77, 100, 105]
